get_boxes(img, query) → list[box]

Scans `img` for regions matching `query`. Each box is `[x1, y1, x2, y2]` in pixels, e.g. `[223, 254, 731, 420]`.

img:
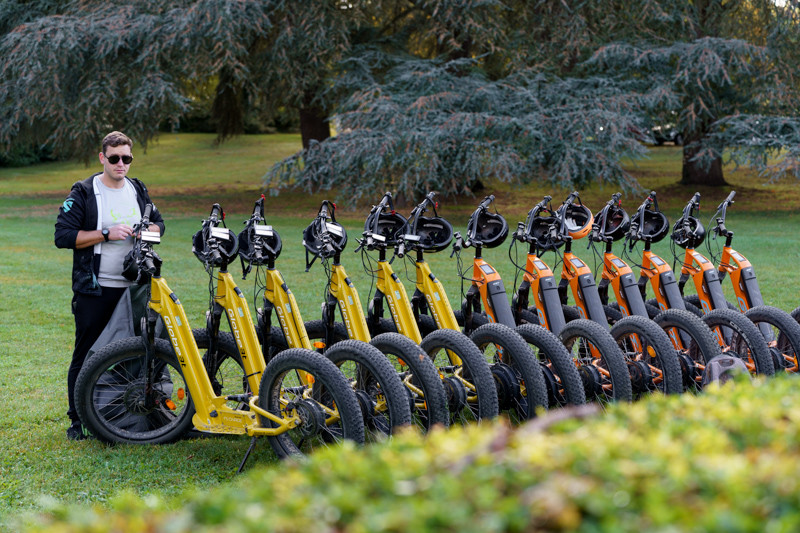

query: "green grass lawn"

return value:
[2, 133, 800, 526]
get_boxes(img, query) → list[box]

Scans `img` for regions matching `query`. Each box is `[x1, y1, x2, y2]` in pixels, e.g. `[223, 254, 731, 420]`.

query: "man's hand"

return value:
[108, 224, 134, 241]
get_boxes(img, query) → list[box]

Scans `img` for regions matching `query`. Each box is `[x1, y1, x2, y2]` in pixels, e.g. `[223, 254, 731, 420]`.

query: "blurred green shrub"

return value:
[18, 375, 800, 532]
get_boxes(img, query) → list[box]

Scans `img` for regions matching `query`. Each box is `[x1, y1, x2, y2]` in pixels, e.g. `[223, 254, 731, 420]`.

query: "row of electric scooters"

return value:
[73, 189, 800, 465]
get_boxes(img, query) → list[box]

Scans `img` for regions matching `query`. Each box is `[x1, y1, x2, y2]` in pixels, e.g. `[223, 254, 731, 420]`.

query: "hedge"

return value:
[16, 375, 800, 532]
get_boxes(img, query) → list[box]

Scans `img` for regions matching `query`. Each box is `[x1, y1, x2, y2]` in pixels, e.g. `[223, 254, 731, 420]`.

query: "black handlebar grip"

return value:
[144, 256, 156, 274]
[534, 195, 552, 211]
[142, 204, 153, 225]
[478, 195, 495, 210]
[209, 203, 222, 224]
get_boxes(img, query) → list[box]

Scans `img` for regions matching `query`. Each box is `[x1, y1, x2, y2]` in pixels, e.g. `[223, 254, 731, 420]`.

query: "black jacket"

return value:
[54, 174, 165, 295]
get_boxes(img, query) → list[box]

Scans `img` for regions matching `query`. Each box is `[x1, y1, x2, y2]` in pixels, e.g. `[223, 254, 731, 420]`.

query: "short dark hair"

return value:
[102, 131, 133, 154]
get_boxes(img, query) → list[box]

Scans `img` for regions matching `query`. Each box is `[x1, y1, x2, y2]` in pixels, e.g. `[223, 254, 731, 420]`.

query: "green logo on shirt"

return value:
[62, 198, 74, 212]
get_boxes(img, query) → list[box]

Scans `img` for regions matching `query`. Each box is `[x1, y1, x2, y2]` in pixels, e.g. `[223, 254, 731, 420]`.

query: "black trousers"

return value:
[67, 286, 127, 422]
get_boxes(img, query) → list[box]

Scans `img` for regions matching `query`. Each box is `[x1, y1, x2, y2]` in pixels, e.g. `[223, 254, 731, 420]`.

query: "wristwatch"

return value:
[102, 228, 109, 242]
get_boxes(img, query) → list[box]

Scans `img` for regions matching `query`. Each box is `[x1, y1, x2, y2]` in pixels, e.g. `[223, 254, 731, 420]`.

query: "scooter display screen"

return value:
[570, 258, 585, 269]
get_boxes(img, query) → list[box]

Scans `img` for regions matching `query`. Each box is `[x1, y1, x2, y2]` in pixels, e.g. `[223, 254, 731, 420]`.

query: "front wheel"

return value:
[468, 323, 546, 422]
[75, 337, 195, 444]
[702, 308, 774, 376]
[516, 324, 586, 407]
[652, 308, 720, 391]
[258, 348, 365, 458]
[421, 328, 500, 424]
[370, 333, 450, 431]
[609, 315, 683, 396]
[745, 306, 800, 373]
[324, 339, 413, 442]
[558, 319, 633, 403]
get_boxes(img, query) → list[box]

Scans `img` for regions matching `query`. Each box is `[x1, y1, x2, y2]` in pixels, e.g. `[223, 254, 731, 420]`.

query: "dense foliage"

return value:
[15, 375, 800, 532]
[1, 1, 799, 190]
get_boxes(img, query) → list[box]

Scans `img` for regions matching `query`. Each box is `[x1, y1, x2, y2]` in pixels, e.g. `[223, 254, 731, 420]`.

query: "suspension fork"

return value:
[638, 248, 693, 350]
[471, 256, 516, 329]
[719, 245, 764, 311]
[413, 255, 460, 331]
[140, 301, 161, 410]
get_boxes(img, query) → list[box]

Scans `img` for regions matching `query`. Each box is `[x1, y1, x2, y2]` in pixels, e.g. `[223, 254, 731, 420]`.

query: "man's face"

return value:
[100, 144, 133, 182]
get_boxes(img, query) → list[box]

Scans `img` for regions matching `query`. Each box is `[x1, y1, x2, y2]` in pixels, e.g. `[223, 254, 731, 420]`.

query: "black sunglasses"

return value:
[106, 154, 133, 165]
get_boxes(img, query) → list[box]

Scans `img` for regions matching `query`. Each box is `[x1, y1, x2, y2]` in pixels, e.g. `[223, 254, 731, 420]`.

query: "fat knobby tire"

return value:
[469, 323, 547, 420]
[75, 336, 196, 445]
[258, 348, 365, 458]
[516, 323, 586, 406]
[324, 339, 413, 437]
[370, 332, 450, 430]
[701, 308, 774, 376]
[421, 328, 500, 422]
[609, 315, 683, 395]
[558, 319, 633, 402]
[745, 305, 800, 372]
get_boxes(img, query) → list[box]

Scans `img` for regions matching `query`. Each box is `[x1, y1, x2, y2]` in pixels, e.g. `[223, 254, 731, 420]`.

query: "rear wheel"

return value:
[422, 328, 500, 424]
[268, 320, 348, 356]
[558, 319, 633, 403]
[194, 329, 249, 409]
[516, 324, 586, 406]
[609, 315, 683, 396]
[453, 309, 488, 332]
[259, 348, 365, 458]
[684, 294, 737, 314]
[745, 306, 800, 373]
[75, 337, 195, 444]
[324, 340, 412, 442]
[469, 323, 546, 422]
[702, 308, 774, 376]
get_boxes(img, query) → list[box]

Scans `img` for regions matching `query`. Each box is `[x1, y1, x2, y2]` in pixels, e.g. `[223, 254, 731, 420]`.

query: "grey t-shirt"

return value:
[96, 177, 141, 287]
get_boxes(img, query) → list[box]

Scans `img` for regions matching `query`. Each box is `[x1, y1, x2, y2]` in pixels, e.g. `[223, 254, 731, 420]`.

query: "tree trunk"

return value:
[299, 103, 330, 150]
[680, 142, 727, 186]
[211, 68, 244, 144]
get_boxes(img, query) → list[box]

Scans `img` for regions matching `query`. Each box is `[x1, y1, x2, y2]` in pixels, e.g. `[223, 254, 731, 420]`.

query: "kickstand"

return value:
[237, 436, 259, 474]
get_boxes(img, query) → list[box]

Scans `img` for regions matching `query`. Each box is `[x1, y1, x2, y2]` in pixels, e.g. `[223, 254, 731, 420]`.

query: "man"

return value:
[55, 131, 165, 440]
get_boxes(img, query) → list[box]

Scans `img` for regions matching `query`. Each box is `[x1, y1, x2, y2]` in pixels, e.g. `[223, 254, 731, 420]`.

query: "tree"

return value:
[0, 0, 368, 157]
[0, 1, 275, 160]
[2, 1, 798, 193]
[267, 0, 653, 201]
[584, 0, 800, 186]
[266, 0, 800, 198]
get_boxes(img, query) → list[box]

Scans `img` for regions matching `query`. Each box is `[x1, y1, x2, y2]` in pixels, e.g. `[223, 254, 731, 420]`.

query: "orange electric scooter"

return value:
[532, 192, 682, 397]
[702, 191, 800, 372]
[457, 195, 633, 402]
[591, 193, 721, 391]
